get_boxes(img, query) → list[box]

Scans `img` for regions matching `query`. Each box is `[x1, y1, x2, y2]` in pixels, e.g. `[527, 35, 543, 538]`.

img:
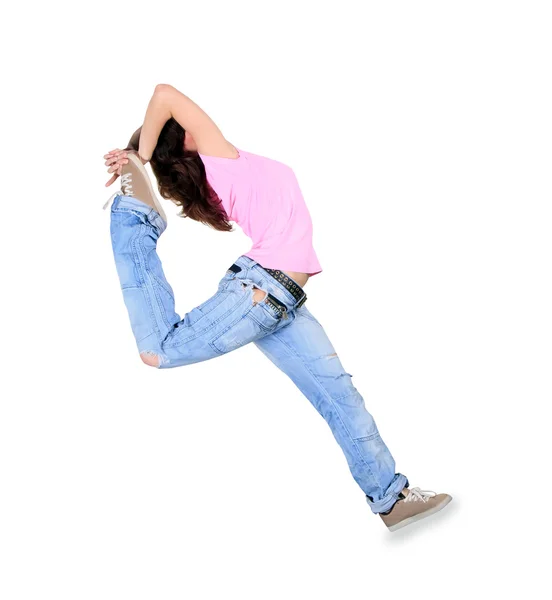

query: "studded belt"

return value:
[227, 263, 307, 309]
[262, 268, 307, 308]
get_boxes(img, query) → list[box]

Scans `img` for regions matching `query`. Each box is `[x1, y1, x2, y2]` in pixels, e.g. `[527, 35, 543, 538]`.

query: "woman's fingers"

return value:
[104, 161, 125, 186]
[104, 148, 124, 157]
[104, 149, 129, 162]
[105, 173, 118, 187]
[103, 149, 129, 186]
[105, 151, 127, 160]
[106, 157, 129, 173]
[105, 155, 128, 167]
[107, 163, 125, 174]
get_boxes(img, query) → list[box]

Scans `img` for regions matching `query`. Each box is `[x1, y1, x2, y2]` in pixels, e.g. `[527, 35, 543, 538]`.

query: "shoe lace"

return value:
[102, 173, 133, 211]
[404, 487, 436, 503]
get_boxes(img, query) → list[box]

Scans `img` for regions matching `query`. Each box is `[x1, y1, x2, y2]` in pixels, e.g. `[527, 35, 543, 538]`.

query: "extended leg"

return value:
[110, 195, 291, 368]
[254, 306, 408, 514]
[110, 195, 179, 367]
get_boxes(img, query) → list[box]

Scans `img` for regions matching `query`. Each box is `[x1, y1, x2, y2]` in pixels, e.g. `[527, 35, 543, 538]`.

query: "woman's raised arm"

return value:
[138, 84, 237, 161]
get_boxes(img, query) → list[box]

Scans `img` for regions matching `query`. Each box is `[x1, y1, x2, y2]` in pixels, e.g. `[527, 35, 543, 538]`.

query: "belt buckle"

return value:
[295, 293, 307, 309]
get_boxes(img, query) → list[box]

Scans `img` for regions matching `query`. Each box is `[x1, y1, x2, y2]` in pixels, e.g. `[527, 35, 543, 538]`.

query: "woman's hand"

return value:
[104, 148, 128, 187]
[103, 148, 148, 187]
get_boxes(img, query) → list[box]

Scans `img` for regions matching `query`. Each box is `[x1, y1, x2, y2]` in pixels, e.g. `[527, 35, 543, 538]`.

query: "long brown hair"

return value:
[126, 119, 232, 232]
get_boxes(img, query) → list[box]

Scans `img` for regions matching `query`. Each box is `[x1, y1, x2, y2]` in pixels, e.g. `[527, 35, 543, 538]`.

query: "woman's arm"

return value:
[138, 84, 237, 161]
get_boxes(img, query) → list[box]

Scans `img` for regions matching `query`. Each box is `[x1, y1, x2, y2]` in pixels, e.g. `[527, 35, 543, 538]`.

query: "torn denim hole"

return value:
[241, 279, 268, 305]
[139, 350, 167, 368]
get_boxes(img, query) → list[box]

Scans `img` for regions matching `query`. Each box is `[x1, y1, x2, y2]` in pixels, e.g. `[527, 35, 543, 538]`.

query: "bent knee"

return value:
[140, 351, 161, 367]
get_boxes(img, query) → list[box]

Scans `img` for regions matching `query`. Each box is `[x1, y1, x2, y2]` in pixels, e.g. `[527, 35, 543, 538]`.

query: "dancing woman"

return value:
[103, 84, 452, 532]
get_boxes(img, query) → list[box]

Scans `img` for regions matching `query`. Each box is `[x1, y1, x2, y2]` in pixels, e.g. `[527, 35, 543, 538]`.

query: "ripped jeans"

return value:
[109, 194, 408, 513]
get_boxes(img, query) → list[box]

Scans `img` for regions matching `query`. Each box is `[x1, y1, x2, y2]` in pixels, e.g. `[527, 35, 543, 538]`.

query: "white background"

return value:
[2, 1, 550, 598]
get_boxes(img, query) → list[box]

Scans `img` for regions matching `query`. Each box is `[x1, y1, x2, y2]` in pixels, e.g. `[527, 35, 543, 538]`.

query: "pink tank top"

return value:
[198, 148, 322, 275]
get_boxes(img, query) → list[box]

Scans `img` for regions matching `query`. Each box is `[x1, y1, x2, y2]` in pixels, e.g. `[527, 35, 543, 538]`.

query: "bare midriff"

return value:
[283, 270, 309, 288]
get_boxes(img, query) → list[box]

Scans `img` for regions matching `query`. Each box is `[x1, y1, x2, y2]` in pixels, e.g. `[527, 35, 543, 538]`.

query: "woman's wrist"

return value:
[125, 144, 150, 165]
[125, 147, 149, 165]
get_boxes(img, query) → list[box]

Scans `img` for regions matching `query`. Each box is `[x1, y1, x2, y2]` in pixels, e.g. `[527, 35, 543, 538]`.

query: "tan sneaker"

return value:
[104, 152, 167, 222]
[380, 487, 452, 532]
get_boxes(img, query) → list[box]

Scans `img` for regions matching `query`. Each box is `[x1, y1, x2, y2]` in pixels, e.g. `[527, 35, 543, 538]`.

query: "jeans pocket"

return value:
[248, 300, 283, 331]
[209, 289, 284, 354]
[210, 311, 264, 354]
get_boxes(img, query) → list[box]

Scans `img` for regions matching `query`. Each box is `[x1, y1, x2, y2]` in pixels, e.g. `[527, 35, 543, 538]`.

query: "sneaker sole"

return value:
[124, 153, 167, 223]
[387, 495, 453, 532]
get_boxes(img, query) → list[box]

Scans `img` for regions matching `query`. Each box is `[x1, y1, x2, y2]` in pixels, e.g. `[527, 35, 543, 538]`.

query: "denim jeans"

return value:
[109, 194, 408, 513]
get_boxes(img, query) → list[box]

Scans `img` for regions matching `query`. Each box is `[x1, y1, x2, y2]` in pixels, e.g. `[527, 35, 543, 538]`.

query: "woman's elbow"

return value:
[154, 83, 174, 96]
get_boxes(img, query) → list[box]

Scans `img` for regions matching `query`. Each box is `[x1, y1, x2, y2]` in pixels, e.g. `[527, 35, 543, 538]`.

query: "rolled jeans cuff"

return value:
[365, 473, 409, 514]
[112, 194, 167, 236]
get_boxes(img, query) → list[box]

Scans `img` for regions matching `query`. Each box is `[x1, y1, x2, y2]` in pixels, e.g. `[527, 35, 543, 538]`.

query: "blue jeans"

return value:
[109, 195, 408, 513]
